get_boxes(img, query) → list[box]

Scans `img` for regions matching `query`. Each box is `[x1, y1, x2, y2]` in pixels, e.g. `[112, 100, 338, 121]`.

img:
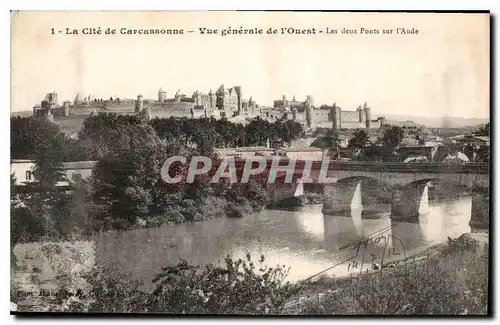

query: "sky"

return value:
[10, 11, 490, 119]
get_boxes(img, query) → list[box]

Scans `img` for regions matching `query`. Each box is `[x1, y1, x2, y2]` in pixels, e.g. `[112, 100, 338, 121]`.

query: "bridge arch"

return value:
[323, 175, 395, 218]
[263, 160, 489, 229]
[337, 175, 387, 185]
[399, 178, 437, 189]
[336, 175, 393, 207]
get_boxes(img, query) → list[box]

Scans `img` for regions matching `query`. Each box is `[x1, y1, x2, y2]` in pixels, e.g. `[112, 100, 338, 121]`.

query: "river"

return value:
[93, 196, 473, 290]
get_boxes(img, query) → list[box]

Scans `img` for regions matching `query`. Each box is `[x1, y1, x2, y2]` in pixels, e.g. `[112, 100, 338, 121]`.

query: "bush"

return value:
[199, 196, 227, 219]
[296, 234, 489, 315]
[225, 200, 253, 218]
[11, 206, 48, 245]
[148, 254, 301, 314]
[40, 254, 300, 314]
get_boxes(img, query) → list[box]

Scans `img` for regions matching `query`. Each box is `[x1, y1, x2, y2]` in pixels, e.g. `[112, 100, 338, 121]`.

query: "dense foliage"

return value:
[13, 235, 489, 315]
[21, 254, 301, 314]
[150, 116, 304, 150]
[348, 129, 370, 150]
[311, 129, 340, 150]
[10, 114, 303, 242]
[294, 234, 489, 315]
[476, 122, 490, 137]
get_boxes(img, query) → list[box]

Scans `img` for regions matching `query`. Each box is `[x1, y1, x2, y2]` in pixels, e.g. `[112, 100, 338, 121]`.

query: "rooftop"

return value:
[236, 147, 274, 152]
[62, 161, 98, 170]
[277, 146, 324, 152]
[471, 136, 490, 143]
[215, 146, 274, 153]
[11, 159, 33, 164]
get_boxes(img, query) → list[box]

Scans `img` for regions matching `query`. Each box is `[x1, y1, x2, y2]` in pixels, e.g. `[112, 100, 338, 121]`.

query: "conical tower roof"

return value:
[216, 84, 225, 95]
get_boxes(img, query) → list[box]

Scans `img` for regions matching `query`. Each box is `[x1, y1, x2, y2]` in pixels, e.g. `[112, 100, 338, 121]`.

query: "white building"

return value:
[10, 160, 97, 187]
[10, 159, 36, 185]
[275, 147, 324, 161]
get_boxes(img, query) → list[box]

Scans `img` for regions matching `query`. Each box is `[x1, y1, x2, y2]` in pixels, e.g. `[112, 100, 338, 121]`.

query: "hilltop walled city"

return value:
[10, 11, 491, 316]
[32, 86, 386, 132]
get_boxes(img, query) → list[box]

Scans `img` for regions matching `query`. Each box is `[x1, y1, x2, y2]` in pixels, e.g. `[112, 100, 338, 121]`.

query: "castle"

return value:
[32, 88, 385, 132]
[33, 85, 259, 123]
[330, 102, 386, 131]
[263, 94, 385, 130]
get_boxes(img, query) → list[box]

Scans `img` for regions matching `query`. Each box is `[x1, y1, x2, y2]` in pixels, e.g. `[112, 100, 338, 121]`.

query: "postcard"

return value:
[10, 10, 490, 315]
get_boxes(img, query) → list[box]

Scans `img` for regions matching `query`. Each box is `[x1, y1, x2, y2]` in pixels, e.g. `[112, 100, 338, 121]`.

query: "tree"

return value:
[244, 117, 275, 146]
[348, 129, 370, 150]
[11, 117, 73, 242]
[76, 113, 145, 160]
[476, 122, 490, 136]
[415, 128, 426, 145]
[50, 174, 99, 236]
[382, 126, 404, 152]
[16, 119, 68, 235]
[214, 118, 246, 148]
[275, 119, 305, 144]
[311, 129, 340, 150]
[356, 145, 385, 162]
[11, 116, 70, 160]
[150, 116, 303, 150]
[91, 121, 168, 229]
[11, 172, 52, 246]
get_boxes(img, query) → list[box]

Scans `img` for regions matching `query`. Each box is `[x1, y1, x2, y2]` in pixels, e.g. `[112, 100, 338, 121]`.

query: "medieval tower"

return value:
[158, 88, 167, 102]
[135, 94, 144, 112]
[364, 102, 371, 130]
[304, 95, 314, 128]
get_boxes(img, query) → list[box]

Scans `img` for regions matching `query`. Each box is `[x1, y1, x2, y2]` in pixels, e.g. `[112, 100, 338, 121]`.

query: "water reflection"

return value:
[93, 197, 473, 286]
[419, 185, 430, 215]
[390, 221, 426, 253]
[294, 206, 325, 241]
[323, 214, 361, 252]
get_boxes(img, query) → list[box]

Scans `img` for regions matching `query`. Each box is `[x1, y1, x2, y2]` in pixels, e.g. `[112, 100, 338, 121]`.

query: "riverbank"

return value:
[11, 230, 488, 315]
[284, 232, 489, 315]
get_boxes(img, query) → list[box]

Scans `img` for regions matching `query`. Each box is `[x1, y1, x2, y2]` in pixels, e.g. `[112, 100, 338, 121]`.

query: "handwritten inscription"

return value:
[337, 226, 410, 277]
[304, 226, 433, 282]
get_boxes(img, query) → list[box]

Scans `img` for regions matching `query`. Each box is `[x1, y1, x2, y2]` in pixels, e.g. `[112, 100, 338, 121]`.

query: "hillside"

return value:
[375, 113, 489, 128]
[10, 110, 490, 130]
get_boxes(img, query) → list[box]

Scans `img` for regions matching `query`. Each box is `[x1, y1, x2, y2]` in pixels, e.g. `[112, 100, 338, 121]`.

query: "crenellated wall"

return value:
[341, 110, 359, 123]
[150, 102, 195, 111]
[151, 108, 193, 119]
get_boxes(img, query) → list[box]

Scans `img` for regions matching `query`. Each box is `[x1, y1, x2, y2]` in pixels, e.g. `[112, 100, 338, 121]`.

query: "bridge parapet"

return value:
[232, 158, 489, 175]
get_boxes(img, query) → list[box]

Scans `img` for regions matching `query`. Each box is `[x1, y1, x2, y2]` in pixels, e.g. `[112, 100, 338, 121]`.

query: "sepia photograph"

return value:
[9, 10, 491, 316]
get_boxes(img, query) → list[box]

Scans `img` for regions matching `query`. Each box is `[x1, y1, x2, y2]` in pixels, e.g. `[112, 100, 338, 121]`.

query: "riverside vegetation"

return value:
[293, 233, 489, 315]
[11, 113, 484, 244]
[11, 114, 489, 314]
[11, 114, 304, 245]
[11, 233, 489, 315]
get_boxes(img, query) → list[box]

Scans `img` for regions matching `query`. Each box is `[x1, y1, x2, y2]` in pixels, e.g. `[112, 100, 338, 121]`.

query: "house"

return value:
[443, 135, 490, 147]
[10, 159, 97, 187]
[442, 152, 470, 163]
[274, 147, 324, 161]
[338, 134, 350, 148]
[10, 159, 36, 186]
[398, 144, 441, 162]
[214, 147, 276, 159]
[60, 161, 98, 186]
[332, 147, 355, 160]
[466, 135, 490, 147]
[400, 137, 420, 146]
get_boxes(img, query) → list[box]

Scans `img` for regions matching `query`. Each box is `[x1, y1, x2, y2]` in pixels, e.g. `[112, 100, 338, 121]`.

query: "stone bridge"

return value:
[255, 160, 490, 230]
